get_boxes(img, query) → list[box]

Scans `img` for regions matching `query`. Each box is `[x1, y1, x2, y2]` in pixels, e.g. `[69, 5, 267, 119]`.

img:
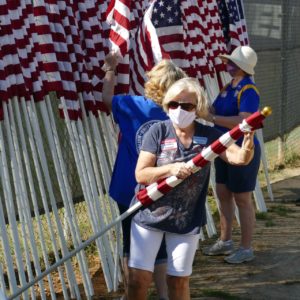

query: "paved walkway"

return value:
[187, 174, 300, 299]
[57, 174, 300, 299]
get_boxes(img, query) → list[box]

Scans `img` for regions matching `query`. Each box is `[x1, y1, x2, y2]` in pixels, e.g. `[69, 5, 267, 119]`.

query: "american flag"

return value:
[105, 0, 134, 95]
[33, 0, 63, 93]
[0, 49, 8, 120]
[235, 0, 249, 45]
[106, 0, 131, 57]
[217, 0, 249, 51]
[44, 0, 81, 119]
[152, 0, 190, 76]
[78, 0, 108, 113]
[128, 0, 228, 99]
[129, 0, 168, 95]
[9, 0, 45, 102]
[0, 0, 29, 100]
[61, 0, 98, 115]
[0, 0, 249, 120]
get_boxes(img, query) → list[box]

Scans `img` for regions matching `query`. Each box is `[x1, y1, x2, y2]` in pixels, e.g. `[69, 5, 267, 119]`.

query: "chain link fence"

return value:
[244, 0, 300, 167]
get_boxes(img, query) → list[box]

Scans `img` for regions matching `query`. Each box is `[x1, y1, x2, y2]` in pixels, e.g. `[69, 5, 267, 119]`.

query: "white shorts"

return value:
[128, 222, 200, 277]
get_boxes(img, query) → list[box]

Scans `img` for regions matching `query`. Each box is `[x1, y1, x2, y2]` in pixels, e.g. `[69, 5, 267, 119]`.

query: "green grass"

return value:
[207, 195, 221, 223]
[255, 211, 276, 227]
[268, 204, 296, 216]
[256, 212, 269, 220]
[284, 152, 300, 167]
[256, 204, 296, 227]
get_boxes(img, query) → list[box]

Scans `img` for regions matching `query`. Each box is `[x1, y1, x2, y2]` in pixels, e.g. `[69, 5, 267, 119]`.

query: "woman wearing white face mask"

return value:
[127, 77, 256, 300]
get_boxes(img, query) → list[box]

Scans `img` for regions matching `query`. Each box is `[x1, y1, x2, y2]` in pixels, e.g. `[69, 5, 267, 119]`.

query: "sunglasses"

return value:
[167, 101, 196, 112]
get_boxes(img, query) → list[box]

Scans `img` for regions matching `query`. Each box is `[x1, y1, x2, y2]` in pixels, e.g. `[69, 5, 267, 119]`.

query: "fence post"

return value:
[278, 0, 289, 164]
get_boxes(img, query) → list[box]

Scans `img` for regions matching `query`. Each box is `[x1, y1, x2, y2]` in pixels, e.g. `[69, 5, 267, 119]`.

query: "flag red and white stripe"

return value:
[8, 0, 46, 102]
[33, 0, 63, 93]
[57, 1, 95, 115]
[106, 0, 131, 56]
[78, 0, 108, 113]
[42, 0, 80, 119]
[0, 0, 250, 120]
[129, 0, 167, 95]
[0, 0, 29, 100]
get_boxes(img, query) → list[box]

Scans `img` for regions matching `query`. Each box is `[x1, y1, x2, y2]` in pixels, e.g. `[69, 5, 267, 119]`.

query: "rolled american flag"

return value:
[137, 107, 272, 206]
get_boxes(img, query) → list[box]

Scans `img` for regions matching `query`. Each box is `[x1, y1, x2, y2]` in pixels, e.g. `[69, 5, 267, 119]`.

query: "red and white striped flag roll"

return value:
[137, 107, 272, 206]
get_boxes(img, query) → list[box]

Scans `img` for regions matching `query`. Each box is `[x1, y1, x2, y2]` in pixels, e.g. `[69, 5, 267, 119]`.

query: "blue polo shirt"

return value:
[109, 95, 168, 207]
[213, 76, 260, 145]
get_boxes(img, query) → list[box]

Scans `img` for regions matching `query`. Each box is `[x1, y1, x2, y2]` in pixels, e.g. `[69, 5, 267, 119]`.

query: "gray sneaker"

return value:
[224, 247, 254, 264]
[203, 239, 234, 256]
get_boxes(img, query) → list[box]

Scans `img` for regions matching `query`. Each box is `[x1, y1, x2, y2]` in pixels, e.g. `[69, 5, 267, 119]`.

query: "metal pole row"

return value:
[21, 98, 77, 299]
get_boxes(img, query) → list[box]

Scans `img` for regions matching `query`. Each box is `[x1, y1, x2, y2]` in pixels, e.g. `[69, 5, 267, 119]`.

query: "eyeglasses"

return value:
[167, 101, 196, 112]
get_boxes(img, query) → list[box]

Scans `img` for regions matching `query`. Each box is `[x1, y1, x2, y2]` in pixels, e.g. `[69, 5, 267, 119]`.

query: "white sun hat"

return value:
[219, 46, 258, 75]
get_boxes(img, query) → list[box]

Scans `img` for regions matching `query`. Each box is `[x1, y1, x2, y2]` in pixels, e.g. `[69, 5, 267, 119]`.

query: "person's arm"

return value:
[209, 87, 260, 129]
[102, 52, 119, 112]
[135, 151, 193, 185]
[219, 131, 255, 165]
[207, 112, 251, 129]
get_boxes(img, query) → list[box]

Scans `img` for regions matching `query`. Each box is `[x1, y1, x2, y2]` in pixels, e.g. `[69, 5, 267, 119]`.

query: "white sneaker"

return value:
[224, 247, 255, 264]
[203, 239, 234, 256]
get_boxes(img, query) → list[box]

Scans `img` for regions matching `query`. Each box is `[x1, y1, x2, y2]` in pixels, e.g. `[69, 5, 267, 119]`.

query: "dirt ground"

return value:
[52, 167, 300, 300]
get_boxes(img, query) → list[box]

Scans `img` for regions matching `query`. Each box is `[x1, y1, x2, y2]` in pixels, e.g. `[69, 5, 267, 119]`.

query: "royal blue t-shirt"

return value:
[109, 95, 168, 207]
[213, 76, 260, 145]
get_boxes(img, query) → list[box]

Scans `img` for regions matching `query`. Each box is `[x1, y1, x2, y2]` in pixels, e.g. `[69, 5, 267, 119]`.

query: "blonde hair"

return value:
[162, 77, 210, 118]
[144, 60, 187, 105]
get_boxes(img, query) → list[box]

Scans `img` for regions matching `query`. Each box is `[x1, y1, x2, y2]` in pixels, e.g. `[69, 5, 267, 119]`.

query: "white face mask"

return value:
[168, 106, 196, 128]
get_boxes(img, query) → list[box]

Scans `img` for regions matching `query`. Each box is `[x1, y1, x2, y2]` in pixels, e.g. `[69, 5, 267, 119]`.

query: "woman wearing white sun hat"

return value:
[203, 45, 261, 264]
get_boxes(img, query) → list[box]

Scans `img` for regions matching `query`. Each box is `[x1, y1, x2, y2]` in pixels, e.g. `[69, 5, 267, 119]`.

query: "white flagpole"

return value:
[8, 201, 140, 300]
[76, 118, 116, 287]
[0, 112, 29, 300]
[41, 96, 94, 297]
[204, 201, 217, 237]
[23, 99, 79, 299]
[0, 195, 18, 295]
[0, 264, 7, 300]
[98, 113, 117, 170]
[14, 98, 58, 298]
[59, 97, 113, 291]
[78, 94, 121, 286]
[6, 99, 44, 300]
[256, 129, 274, 201]
[78, 95, 122, 290]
